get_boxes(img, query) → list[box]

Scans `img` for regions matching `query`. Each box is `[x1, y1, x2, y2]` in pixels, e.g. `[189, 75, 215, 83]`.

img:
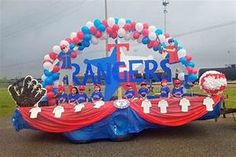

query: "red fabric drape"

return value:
[19, 102, 116, 133]
[130, 96, 220, 126]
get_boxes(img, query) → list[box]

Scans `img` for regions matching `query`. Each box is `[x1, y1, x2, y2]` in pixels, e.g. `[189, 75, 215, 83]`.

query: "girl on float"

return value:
[124, 83, 135, 100]
[171, 79, 184, 98]
[57, 85, 68, 105]
[68, 86, 79, 105]
[160, 79, 170, 98]
[91, 84, 104, 103]
[77, 85, 88, 104]
[138, 82, 150, 99]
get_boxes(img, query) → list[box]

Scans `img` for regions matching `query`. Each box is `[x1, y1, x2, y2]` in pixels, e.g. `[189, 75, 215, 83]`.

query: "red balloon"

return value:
[187, 67, 193, 74]
[58, 85, 64, 92]
[164, 33, 170, 38]
[192, 69, 198, 74]
[48, 98, 57, 106]
[142, 29, 149, 36]
[95, 31, 102, 38]
[133, 32, 140, 39]
[72, 37, 80, 44]
[153, 41, 160, 48]
[71, 51, 77, 58]
[143, 23, 149, 29]
[52, 66, 60, 73]
[47, 91, 54, 99]
[65, 37, 72, 44]
[112, 24, 119, 32]
[90, 26, 97, 35]
[111, 32, 118, 39]
[130, 22, 136, 30]
[49, 52, 57, 60]
[102, 19, 108, 27]
[46, 85, 53, 92]
[106, 27, 113, 34]
[77, 31, 84, 40]
[147, 41, 154, 48]
[124, 24, 131, 31]
[185, 55, 192, 61]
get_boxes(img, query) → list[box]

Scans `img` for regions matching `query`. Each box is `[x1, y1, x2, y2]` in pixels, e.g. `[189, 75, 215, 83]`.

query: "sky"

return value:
[0, 0, 236, 79]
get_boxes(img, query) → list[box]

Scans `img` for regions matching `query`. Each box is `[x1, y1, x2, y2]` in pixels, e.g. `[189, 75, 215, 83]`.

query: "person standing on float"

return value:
[163, 38, 185, 80]
[50, 41, 76, 86]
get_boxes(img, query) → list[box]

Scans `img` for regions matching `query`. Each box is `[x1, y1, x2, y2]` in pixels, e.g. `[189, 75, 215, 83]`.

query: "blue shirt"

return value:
[58, 92, 68, 104]
[68, 94, 79, 104]
[172, 87, 184, 97]
[91, 91, 104, 101]
[77, 93, 88, 104]
[58, 50, 73, 69]
[125, 89, 135, 99]
[160, 86, 170, 98]
[138, 88, 149, 97]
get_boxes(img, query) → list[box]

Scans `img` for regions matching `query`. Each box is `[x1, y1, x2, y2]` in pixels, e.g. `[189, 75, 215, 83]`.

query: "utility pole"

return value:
[105, 0, 109, 57]
[162, 0, 169, 33]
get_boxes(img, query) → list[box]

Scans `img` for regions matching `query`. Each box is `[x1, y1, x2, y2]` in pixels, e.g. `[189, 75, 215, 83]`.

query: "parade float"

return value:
[8, 17, 227, 143]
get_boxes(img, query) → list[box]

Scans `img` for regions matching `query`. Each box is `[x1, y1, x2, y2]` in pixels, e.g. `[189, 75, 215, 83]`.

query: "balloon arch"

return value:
[41, 17, 198, 103]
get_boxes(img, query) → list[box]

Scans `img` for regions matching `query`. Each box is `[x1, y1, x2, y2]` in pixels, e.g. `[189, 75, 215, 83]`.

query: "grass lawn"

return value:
[0, 85, 236, 117]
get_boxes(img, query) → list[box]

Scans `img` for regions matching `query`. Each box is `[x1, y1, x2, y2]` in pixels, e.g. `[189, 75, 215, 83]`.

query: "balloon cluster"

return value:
[41, 17, 198, 104]
[199, 71, 227, 95]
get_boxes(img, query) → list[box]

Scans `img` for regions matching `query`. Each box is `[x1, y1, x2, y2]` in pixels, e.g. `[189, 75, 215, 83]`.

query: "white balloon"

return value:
[52, 45, 61, 54]
[60, 40, 69, 47]
[53, 80, 59, 88]
[178, 49, 187, 58]
[44, 54, 52, 61]
[118, 18, 126, 27]
[118, 28, 126, 37]
[43, 61, 52, 70]
[135, 23, 143, 32]
[178, 72, 185, 81]
[148, 32, 157, 41]
[148, 25, 156, 32]
[41, 74, 46, 81]
[124, 33, 131, 41]
[107, 17, 115, 27]
[70, 32, 77, 39]
[158, 34, 166, 43]
[91, 36, 99, 45]
[86, 21, 94, 28]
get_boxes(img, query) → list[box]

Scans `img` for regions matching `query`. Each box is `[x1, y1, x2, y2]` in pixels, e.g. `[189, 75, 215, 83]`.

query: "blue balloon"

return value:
[155, 29, 163, 35]
[174, 40, 178, 46]
[98, 24, 105, 32]
[153, 46, 159, 51]
[94, 19, 101, 28]
[126, 19, 131, 24]
[187, 62, 195, 68]
[81, 26, 90, 34]
[188, 74, 198, 82]
[157, 44, 164, 51]
[180, 57, 187, 65]
[161, 43, 166, 48]
[41, 82, 46, 88]
[69, 43, 75, 50]
[52, 73, 60, 80]
[115, 17, 119, 24]
[44, 77, 53, 85]
[83, 40, 90, 47]
[84, 34, 92, 41]
[178, 46, 183, 51]
[142, 37, 150, 44]
[44, 69, 52, 77]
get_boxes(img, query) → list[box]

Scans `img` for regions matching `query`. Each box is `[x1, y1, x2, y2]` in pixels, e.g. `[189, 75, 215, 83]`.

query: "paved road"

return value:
[0, 116, 236, 157]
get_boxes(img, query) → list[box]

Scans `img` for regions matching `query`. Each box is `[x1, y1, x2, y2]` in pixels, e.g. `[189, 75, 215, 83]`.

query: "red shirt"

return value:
[166, 45, 179, 64]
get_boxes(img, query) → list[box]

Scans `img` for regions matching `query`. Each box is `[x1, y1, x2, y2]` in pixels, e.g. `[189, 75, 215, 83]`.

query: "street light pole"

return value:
[162, 0, 169, 33]
[105, 0, 109, 57]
